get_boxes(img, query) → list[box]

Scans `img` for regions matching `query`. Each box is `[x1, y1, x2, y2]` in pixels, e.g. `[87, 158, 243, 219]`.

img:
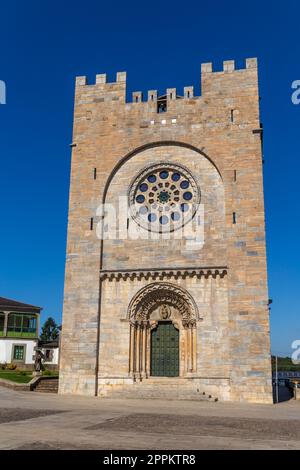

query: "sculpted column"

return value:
[191, 324, 197, 372]
[139, 323, 144, 379]
[147, 322, 154, 378]
[184, 322, 196, 373]
[142, 321, 148, 378]
[3, 312, 9, 336]
[133, 324, 138, 380]
[188, 326, 193, 372]
[136, 323, 141, 380]
[184, 326, 190, 374]
[129, 323, 135, 375]
[129, 319, 151, 380]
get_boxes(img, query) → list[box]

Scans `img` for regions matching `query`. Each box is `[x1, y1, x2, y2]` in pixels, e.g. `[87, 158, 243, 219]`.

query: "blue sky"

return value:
[0, 0, 299, 356]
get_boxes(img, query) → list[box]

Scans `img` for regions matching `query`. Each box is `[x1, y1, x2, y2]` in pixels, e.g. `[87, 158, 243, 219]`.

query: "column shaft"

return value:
[136, 325, 141, 378]
[133, 325, 137, 377]
[140, 326, 144, 377]
[192, 326, 197, 372]
[188, 327, 193, 372]
[3, 312, 9, 336]
[184, 327, 189, 374]
[146, 326, 151, 377]
[143, 324, 148, 378]
[129, 323, 135, 375]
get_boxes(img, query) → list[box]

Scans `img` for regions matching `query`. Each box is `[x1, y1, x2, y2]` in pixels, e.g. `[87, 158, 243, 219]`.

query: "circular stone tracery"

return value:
[129, 163, 200, 232]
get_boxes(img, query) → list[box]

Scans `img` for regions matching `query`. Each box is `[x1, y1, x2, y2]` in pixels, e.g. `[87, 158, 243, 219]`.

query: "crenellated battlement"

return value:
[75, 58, 258, 105]
[201, 57, 257, 74]
[76, 71, 127, 87]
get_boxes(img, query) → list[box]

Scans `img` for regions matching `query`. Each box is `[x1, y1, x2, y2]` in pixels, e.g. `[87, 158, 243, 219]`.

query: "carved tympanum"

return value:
[160, 304, 171, 320]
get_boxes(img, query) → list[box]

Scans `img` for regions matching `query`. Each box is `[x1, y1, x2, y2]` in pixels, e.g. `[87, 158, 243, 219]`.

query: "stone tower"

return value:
[59, 58, 272, 403]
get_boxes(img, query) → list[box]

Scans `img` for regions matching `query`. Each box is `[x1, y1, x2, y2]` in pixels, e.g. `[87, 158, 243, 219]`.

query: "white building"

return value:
[38, 339, 59, 370]
[0, 297, 41, 368]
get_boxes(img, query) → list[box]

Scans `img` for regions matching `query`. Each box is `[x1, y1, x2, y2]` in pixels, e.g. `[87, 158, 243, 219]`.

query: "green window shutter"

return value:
[13, 345, 24, 360]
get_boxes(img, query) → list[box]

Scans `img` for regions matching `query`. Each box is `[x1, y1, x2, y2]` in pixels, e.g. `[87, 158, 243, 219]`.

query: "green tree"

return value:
[40, 317, 60, 341]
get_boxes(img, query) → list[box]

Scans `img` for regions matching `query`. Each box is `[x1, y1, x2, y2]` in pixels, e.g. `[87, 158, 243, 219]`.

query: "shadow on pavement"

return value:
[273, 385, 293, 403]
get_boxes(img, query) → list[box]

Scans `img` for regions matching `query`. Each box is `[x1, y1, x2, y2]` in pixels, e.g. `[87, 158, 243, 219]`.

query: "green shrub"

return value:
[19, 371, 27, 376]
[6, 363, 17, 370]
[0, 363, 7, 370]
[43, 369, 52, 376]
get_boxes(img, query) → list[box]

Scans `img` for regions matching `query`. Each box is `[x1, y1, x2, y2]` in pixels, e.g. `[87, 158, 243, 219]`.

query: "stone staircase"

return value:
[32, 377, 59, 394]
[99, 377, 218, 401]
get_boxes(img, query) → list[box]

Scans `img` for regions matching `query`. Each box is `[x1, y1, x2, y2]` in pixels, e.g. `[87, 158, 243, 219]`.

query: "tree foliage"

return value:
[40, 317, 60, 341]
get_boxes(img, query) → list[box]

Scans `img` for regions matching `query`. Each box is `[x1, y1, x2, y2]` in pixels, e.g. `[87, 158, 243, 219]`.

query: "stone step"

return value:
[34, 386, 58, 390]
[34, 387, 58, 390]
[34, 389, 58, 393]
[104, 393, 216, 401]
[32, 377, 59, 394]
[35, 386, 58, 390]
[140, 378, 195, 385]
[99, 383, 217, 401]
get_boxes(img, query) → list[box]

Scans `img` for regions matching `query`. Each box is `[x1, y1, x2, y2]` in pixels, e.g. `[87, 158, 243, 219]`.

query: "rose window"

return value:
[129, 163, 200, 232]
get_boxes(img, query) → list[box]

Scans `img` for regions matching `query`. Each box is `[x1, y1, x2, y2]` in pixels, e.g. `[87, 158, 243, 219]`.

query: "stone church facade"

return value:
[59, 58, 273, 403]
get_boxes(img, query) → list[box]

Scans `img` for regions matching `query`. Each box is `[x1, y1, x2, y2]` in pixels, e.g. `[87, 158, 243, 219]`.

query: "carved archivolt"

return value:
[127, 282, 199, 327]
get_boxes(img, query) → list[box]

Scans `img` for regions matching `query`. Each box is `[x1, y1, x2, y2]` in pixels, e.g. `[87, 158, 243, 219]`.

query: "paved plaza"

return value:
[0, 388, 300, 450]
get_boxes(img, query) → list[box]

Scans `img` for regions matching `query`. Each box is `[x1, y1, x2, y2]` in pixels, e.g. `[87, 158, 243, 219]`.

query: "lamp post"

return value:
[275, 355, 279, 404]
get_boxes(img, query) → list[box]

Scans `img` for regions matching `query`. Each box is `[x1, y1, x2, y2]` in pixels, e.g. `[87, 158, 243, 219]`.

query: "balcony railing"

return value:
[0, 313, 38, 338]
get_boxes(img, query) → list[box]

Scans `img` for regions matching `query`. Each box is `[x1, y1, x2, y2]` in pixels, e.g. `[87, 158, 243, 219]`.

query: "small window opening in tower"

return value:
[157, 95, 167, 113]
[187, 91, 190, 98]
[135, 96, 139, 103]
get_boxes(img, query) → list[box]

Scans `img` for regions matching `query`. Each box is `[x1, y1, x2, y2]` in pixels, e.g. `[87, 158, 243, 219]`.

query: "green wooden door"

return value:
[151, 322, 179, 377]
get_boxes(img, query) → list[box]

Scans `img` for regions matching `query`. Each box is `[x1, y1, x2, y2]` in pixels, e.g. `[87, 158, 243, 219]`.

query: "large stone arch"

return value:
[127, 282, 199, 327]
[102, 140, 223, 205]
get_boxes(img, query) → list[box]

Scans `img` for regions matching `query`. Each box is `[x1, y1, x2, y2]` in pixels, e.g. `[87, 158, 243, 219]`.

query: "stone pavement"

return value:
[0, 388, 300, 450]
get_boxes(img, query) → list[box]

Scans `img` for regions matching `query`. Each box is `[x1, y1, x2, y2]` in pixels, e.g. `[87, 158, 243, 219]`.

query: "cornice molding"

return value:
[100, 266, 228, 281]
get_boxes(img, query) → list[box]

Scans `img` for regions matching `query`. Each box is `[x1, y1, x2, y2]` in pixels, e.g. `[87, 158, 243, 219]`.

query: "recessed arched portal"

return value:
[127, 282, 199, 381]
